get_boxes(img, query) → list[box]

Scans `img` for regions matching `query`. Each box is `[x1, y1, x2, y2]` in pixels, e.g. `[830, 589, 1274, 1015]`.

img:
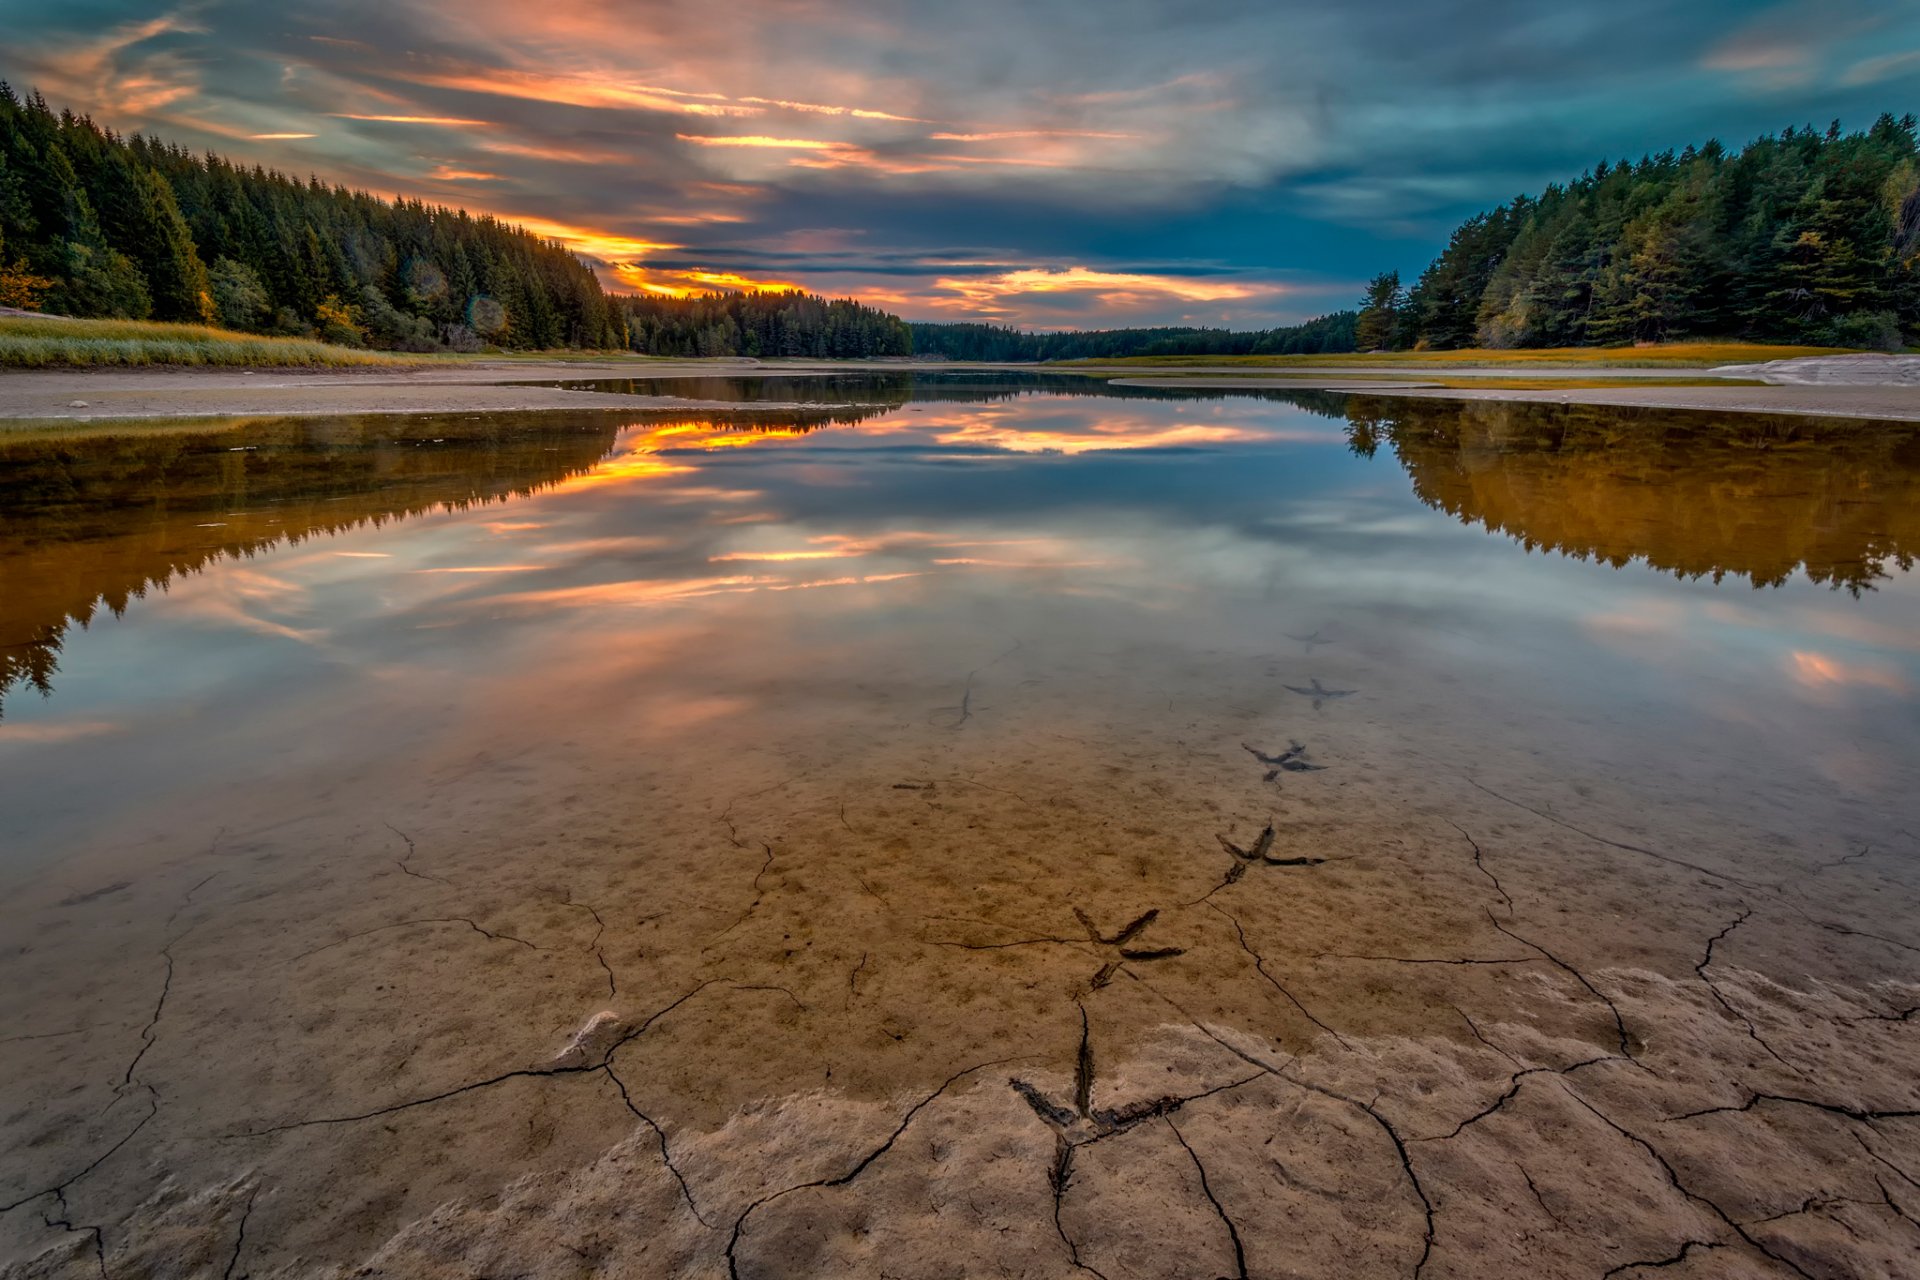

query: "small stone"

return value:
[549, 1009, 627, 1068]
[68, 400, 89, 408]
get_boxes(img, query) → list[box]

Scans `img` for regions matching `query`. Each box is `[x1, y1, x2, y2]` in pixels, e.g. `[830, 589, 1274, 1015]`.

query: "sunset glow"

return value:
[5, 3, 1918, 325]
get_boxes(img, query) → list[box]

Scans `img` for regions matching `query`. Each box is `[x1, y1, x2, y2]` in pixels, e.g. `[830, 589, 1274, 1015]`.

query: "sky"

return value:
[4, 0, 1920, 329]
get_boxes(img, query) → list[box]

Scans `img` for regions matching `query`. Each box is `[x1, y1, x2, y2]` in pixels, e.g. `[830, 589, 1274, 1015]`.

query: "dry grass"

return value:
[1054, 342, 1858, 370]
[0, 313, 422, 368]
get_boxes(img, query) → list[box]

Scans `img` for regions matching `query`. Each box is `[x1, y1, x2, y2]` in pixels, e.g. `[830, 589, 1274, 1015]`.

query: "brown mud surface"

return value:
[1, 397, 1916, 1280]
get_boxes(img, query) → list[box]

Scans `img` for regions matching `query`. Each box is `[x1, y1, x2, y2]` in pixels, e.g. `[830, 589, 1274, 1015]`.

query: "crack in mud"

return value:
[223, 1183, 260, 1280]
[1663, 1092, 1920, 1125]
[1167, 1117, 1249, 1280]
[1485, 911, 1635, 1061]
[1448, 820, 1511, 915]
[1465, 777, 1770, 892]
[285, 916, 538, 964]
[41, 1188, 108, 1280]
[1316, 952, 1534, 966]
[1813, 843, 1873, 874]
[1208, 903, 1351, 1049]
[1517, 1162, 1567, 1229]
[387, 822, 449, 885]
[1413, 1056, 1617, 1142]
[1694, 909, 1801, 1075]
[1, 1085, 157, 1216]
[723, 1059, 1017, 1280]
[119, 939, 183, 1094]
[1453, 1006, 1524, 1067]
[556, 894, 616, 998]
[846, 952, 869, 1007]
[752, 843, 775, 893]
[1602, 1239, 1725, 1276]
[165, 862, 223, 930]
[1277, 1069, 1434, 1279]
[231, 979, 726, 1135]
[1563, 1085, 1819, 1280]
[1814, 921, 1920, 956]
[604, 1063, 714, 1228]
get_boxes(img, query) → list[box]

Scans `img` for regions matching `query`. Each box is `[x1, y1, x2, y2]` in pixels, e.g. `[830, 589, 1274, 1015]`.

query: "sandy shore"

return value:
[4, 358, 1919, 424]
[0, 360, 846, 423]
[1105, 376, 1920, 422]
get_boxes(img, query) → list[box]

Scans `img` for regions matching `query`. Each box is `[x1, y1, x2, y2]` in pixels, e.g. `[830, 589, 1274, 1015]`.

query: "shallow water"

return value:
[3, 378, 1918, 1279]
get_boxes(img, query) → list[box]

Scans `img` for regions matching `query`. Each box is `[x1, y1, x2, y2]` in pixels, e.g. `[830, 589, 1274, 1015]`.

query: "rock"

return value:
[68, 400, 89, 408]
[548, 1009, 627, 1068]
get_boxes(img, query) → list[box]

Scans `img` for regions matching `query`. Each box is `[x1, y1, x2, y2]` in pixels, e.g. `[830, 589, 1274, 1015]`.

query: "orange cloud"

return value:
[930, 130, 1135, 141]
[428, 165, 505, 182]
[387, 66, 750, 117]
[933, 267, 1269, 311]
[502, 216, 681, 259]
[333, 113, 491, 126]
[477, 139, 633, 165]
[610, 264, 802, 297]
[738, 97, 926, 123]
[248, 131, 316, 140]
[677, 134, 842, 150]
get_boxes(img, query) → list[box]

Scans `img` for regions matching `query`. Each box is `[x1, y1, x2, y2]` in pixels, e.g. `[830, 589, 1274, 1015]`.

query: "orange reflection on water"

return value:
[1788, 651, 1912, 696]
[932, 421, 1260, 454]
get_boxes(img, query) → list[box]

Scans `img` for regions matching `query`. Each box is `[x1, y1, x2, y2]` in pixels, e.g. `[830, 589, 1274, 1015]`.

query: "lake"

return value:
[2, 374, 1917, 1279]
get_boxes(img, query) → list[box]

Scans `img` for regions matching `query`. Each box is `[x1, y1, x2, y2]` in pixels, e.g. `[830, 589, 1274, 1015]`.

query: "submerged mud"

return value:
[1, 388, 1916, 1279]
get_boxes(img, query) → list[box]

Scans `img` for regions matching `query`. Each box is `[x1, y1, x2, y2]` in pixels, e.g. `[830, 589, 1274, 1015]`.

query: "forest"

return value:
[0, 87, 627, 351]
[623, 290, 911, 357]
[910, 311, 1357, 360]
[1356, 114, 1920, 351]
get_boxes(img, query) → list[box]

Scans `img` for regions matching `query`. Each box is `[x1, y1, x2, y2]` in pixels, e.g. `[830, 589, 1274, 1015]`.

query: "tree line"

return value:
[1355, 113, 1920, 352]
[0, 85, 625, 350]
[909, 312, 1357, 361]
[622, 290, 911, 357]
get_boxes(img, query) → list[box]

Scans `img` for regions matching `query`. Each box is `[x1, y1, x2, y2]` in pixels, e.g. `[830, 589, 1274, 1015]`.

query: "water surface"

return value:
[2, 378, 1916, 1278]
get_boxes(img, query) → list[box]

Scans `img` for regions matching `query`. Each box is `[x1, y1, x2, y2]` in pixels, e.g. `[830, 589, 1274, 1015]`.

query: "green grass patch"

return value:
[0, 313, 425, 368]
[1051, 342, 1859, 370]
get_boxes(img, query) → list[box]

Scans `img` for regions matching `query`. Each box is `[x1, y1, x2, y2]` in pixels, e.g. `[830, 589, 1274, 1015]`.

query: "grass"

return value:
[1051, 342, 1861, 369]
[0, 313, 428, 368]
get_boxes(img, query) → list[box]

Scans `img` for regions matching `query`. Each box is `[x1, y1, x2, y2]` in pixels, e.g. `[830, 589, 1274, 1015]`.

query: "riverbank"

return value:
[3, 355, 1918, 425]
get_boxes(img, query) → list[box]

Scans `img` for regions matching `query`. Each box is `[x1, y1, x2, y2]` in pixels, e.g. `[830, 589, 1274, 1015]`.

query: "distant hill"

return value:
[1357, 114, 1920, 352]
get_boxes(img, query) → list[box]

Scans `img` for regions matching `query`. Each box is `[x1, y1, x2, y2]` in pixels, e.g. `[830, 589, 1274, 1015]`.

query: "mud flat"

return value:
[1105, 376, 1920, 423]
[0, 360, 865, 424]
[1, 393, 1916, 1280]
[7, 355, 1920, 426]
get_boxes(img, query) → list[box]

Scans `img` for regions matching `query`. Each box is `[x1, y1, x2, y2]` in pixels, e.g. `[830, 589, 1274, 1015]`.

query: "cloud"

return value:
[9, 0, 1920, 327]
[332, 112, 492, 126]
[1841, 49, 1920, 87]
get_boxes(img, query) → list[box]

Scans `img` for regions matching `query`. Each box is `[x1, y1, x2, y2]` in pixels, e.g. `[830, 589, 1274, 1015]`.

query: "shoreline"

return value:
[1, 357, 1918, 425]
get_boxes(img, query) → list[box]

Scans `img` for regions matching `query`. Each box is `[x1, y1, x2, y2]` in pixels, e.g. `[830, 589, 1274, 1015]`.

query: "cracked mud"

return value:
[5, 621, 1918, 1280]
[3, 407, 1919, 1280]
